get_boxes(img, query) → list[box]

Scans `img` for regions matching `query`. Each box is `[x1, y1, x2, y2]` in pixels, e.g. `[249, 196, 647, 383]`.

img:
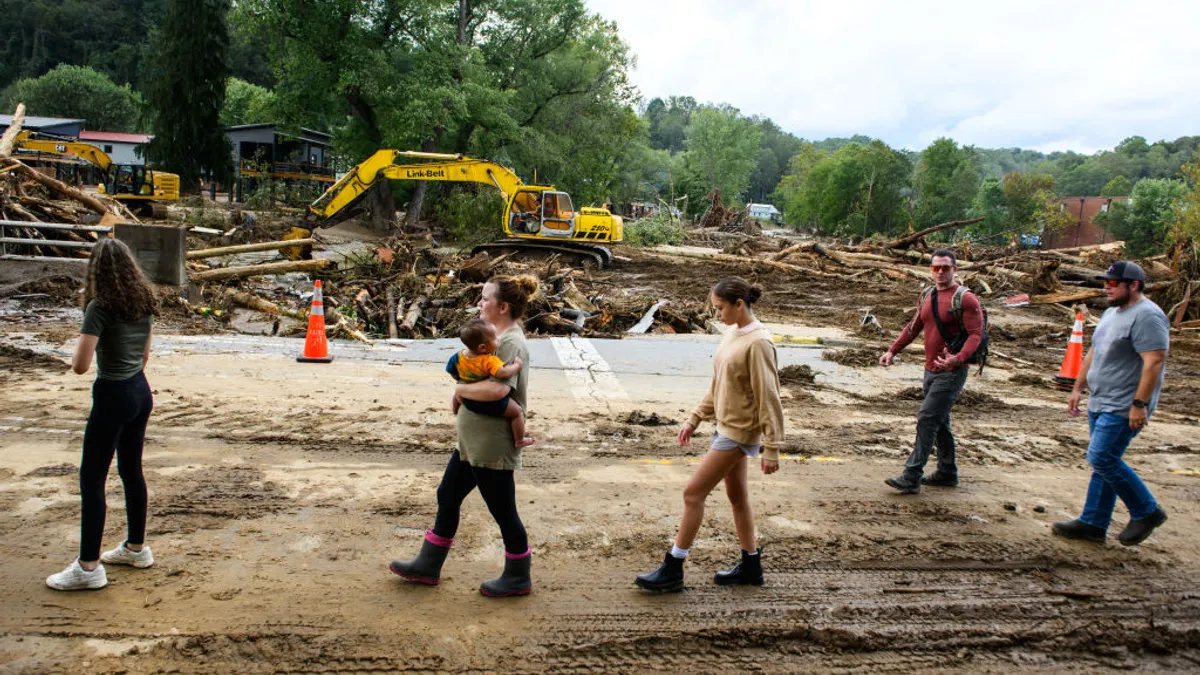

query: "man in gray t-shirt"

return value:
[1054, 261, 1170, 547]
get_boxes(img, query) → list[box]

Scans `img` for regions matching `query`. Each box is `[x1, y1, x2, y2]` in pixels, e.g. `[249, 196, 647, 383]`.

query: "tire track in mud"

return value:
[523, 563, 1200, 673]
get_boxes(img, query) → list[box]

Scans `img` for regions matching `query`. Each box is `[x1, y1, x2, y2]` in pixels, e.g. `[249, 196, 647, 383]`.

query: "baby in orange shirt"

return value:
[446, 319, 534, 448]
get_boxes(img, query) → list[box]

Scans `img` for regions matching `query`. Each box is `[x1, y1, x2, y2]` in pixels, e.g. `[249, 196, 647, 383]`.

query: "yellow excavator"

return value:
[13, 131, 180, 215]
[283, 150, 623, 267]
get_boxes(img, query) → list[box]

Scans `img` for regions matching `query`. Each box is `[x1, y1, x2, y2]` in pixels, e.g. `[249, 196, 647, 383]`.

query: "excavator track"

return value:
[471, 239, 613, 269]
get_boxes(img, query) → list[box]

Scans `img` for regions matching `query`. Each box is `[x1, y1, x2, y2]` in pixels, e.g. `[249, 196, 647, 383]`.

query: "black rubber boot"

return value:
[714, 548, 764, 586]
[479, 553, 532, 597]
[635, 552, 685, 592]
[1118, 507, 1167, 547]
[389, 536, 451, 585]
[1051, 518, 1107, 543]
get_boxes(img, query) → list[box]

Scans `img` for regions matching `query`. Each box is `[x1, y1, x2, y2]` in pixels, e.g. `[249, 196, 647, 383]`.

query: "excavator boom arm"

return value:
[13, 131, 114, 174]
[307, 150, 531, 225]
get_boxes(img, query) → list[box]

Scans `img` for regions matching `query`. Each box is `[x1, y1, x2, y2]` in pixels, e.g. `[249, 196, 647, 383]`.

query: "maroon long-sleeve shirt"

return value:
[889, 284, 984, 372]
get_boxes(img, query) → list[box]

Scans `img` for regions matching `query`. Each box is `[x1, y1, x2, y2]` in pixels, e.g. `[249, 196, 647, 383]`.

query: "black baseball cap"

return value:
[1097, 260, 1146, 282]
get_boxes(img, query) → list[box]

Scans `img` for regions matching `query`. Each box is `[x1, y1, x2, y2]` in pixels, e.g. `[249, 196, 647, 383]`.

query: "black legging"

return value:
[79, 372, 153, 562]
[432, 450, 528, 555]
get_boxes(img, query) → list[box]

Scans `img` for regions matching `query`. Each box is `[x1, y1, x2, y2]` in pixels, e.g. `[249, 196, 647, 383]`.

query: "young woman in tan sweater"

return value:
[636, 277, 785, 592]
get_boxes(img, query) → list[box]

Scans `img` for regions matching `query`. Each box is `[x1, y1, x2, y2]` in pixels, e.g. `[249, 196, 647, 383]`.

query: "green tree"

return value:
[242, 0, 638, 229]
[220, 78, 275, 127]
[745, 118, 802, 204]
[4, 65, 144, 131]
[0, 0, 168, 92]
[970, 172, 1070, 241]
[1054, 160, 1112, 196]
[1097, 178, 1187, 256]
[1173, 154, 1200, 242]
[1100, 175, 1133, 197]
[143, 0, 233, 189]
[914, 138, 982, 226]
[680, 104, 762, 203]
[771, 142, 825, 227]
[781, 140, 911, 236]
[645, 96, 696, 153]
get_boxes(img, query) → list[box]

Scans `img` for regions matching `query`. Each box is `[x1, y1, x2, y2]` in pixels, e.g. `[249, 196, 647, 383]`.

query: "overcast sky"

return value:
[584, 0, 1200, 154]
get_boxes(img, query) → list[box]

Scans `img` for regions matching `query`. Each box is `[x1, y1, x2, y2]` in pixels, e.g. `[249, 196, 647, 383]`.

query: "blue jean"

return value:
[1079, 411, 1159, 530]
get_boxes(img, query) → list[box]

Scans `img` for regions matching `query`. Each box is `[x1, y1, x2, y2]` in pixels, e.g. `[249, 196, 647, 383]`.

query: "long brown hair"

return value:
[83, 238, 159, 321]
[489, 274, 539, 319]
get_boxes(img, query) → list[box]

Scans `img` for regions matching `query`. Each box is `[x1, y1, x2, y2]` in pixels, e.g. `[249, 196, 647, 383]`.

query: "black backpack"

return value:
[921, 285, 990, 374]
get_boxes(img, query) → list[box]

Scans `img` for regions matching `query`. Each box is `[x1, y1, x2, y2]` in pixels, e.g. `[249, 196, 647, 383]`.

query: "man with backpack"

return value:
[879, 249, 986, 494]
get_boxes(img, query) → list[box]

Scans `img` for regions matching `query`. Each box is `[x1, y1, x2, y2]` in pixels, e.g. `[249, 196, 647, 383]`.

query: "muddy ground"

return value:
[2, 247, 1200, 673]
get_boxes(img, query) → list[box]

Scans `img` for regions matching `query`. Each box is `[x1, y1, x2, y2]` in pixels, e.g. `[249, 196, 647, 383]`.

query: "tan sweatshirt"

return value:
[687, 326, 785, 460]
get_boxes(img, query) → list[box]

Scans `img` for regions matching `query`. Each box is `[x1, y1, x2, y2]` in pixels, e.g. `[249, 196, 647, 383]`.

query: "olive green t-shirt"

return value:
[81, 300, 152, 380]
[456, 325, 529, 470]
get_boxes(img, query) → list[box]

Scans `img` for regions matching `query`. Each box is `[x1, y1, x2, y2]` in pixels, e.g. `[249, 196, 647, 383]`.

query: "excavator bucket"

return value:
[282, 221, 315, 260]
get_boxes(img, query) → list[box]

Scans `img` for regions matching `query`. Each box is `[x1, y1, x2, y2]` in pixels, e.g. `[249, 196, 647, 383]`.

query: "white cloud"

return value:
[585, 0, 1200, 153]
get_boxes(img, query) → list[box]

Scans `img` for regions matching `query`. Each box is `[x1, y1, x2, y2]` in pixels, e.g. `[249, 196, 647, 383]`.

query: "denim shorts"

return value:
[711, 432, 761, 459]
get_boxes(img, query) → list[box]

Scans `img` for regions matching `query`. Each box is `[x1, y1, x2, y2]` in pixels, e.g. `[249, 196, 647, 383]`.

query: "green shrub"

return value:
[624, 214, 685, 247]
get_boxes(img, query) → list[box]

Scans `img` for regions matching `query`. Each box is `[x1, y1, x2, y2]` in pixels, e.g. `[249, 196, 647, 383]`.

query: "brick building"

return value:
[1042, 196, 1129, 249]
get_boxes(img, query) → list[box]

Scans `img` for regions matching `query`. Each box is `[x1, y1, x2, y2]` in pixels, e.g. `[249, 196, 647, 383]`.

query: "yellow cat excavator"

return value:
[13, 131, 180, 216]
[283, 150, 623, 266]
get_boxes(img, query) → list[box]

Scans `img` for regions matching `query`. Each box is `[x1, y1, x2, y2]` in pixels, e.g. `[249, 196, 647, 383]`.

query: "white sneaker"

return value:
[46, 559, 108, 591]
[100, 542, 155, 568]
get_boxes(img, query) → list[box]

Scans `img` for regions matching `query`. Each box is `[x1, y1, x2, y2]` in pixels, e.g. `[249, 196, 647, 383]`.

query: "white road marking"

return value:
[550, 336, 629, 409]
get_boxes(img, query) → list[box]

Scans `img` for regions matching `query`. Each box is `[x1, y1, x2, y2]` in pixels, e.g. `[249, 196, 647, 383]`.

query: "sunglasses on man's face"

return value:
[1104, 279, 1126, 287]
[930, 265, 954, 273]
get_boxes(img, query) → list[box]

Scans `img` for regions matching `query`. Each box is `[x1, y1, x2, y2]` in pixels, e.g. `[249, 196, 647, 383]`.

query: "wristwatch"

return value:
[1131, 398, 1147, 409]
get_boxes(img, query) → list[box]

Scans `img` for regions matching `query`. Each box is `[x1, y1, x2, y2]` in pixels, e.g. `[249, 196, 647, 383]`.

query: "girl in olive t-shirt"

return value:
[46, 239, 159, 591]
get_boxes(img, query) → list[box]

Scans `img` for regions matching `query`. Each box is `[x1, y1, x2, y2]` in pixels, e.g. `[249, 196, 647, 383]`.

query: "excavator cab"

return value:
[508, 189, 575, 238]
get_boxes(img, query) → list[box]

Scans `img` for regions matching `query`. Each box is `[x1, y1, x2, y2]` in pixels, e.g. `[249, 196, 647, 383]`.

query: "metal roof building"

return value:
[0, 114, 85, 137]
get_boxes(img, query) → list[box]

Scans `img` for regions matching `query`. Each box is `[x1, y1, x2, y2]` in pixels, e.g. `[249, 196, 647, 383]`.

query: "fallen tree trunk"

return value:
[1053, 241, 1124, 256]
[190, 258, 331, 282]
[0, 103, 24, 156]
[187, 238, 316, 260]
[223, 288, 308, 320]
[400, 295, 427, 332]
[5, 160, 115, 215]
[385, 288, 398, 339]
[1030, 281, 1169, 304]
[884, 217, 984, 250]
[326, 306, 373, 345]
[812, 243, 930, 281]
[645, 248, 841, 278]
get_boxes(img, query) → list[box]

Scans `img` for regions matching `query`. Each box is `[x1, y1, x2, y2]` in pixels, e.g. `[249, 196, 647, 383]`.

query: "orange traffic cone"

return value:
[297, 279, 333, 363]
[1053, 311, 1085, 390]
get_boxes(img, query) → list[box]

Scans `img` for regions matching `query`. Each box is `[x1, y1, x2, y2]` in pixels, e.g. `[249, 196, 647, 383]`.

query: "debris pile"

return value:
[648, 216, 1199, 322]
[0, 104, 139, 258]
[182, 235, 713, 341]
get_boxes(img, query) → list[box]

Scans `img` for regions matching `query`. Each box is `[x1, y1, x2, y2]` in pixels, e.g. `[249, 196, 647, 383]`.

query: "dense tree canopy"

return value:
[1095, 179, 1187, 256]
[7, 2, 1200, 250]
[914, 138, 982, 228]
[143, 0, 233, 189]
[3, 65, 144, 131]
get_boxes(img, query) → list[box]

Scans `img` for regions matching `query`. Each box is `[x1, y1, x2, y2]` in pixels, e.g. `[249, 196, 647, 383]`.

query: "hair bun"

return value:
[513, 274, 539, 297]
[747, 286, 763, 304]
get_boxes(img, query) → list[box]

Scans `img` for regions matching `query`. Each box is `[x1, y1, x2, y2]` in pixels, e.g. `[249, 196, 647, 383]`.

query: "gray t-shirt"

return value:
[1086, 298, 1170, 417]
[81, 301, 152, 381]
[455, 325, 529, 470]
